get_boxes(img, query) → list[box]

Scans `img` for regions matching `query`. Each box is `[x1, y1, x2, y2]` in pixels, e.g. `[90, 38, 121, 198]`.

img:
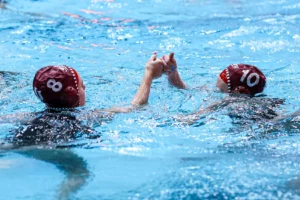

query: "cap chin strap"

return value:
[46, 105, 75, 111]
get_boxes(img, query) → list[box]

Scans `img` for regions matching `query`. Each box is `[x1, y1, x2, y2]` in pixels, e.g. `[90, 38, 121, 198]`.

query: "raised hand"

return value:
[145, 52, 165, 79]
[161, 52, 186, 89]
[161, 52, 177, 75]
[132, 53, 166, 105]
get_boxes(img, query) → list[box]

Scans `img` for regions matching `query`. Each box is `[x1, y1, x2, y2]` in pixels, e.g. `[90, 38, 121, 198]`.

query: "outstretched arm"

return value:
[83, 53, 165, 115]
[132, 53, 166, 105]
[131, 72, 153, 105]
[162, 52, 186, 89]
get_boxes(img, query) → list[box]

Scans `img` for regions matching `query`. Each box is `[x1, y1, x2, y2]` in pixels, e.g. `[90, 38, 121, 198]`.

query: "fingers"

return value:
[169, 52, 177, 67]
[161, 55, 169, 63]
[161, 56, 167, 66]
[149, 52, 157, 61]
[160, 54, 173, 73]
[153, 58, 167, 67]
[148, 53, 166, 68]
[166, 53, 175, 66]
[152, 52, 174, 62]
[169, 52, 174, 60]
[147, 52, 176, 74]
[163, 64, 172, 73]
[153, 52, 157, 60]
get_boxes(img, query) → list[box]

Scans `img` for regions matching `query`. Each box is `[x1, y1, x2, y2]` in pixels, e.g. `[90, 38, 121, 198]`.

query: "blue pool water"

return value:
[1, 0, 300, 199]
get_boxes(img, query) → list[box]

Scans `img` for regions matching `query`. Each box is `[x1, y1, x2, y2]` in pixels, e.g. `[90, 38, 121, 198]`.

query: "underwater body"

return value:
[0, 0, 300, 199]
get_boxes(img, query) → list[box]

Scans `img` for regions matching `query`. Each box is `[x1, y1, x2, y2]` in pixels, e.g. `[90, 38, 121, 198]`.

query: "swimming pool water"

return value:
[1, 0, 300, 199]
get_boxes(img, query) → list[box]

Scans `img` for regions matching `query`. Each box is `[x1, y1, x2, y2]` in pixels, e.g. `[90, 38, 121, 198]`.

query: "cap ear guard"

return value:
[59, 86, 79, 107]
[219, 69, 228, 84]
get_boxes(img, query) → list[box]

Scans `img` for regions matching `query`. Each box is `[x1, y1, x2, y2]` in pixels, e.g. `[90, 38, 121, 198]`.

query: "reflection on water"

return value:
[16, 148, 89, 200]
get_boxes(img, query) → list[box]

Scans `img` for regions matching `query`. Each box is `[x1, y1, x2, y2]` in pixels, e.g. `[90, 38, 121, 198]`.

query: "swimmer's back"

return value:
[7, 109, 110, 147]
[221, 95, 284, 125]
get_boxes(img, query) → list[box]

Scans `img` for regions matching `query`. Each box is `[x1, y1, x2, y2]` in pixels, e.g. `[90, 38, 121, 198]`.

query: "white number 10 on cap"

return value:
[240, 70, 260, 87]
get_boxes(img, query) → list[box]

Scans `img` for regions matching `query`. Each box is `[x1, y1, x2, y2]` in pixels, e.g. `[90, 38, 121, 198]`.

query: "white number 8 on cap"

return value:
[47, 79, 63, 92]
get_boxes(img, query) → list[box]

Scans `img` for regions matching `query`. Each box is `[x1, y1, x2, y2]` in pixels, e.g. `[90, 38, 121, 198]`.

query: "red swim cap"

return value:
[33, 66, 80, 110]
[219, 64, 266, 95]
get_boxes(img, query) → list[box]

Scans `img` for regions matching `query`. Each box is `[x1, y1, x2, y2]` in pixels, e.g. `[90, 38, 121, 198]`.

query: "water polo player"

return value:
[33, 65, 86, 110]
[3, 65, 94, 147]
[162, 52, 266, 95]
[216, 64, 266, 96]
[1, 52, 165, 147]
[162, 52, 283, 125]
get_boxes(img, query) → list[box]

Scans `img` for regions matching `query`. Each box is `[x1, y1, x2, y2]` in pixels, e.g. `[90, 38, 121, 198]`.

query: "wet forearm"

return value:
[132, 72, 153, 105]
[168, 70, 186, 89]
